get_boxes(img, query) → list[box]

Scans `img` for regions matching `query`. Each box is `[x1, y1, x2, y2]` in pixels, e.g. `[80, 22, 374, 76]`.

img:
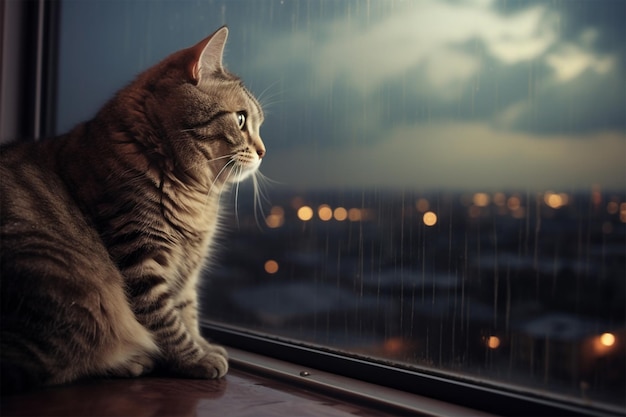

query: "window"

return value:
[56, 1, 625, 415]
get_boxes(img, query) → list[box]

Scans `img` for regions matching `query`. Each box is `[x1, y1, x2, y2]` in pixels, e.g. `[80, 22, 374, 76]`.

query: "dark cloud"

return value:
[57, 0, 625, 190]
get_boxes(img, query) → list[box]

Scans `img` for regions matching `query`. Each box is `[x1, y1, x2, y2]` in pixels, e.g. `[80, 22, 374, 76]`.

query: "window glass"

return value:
[57, 0, 625, 411]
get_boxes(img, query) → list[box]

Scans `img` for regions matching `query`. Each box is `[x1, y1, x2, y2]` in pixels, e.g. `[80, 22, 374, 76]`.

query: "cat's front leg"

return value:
[129, 277, 228, 379]
[175, 273, 229, 360]
[146, 303, 228, 379]
[166, 336, 228, 380]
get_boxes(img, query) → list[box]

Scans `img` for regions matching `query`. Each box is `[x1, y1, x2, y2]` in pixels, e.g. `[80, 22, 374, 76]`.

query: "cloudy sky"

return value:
[58, 0, 625, 191]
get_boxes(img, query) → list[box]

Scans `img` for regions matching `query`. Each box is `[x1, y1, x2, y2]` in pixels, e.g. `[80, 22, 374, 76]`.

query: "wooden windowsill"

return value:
[1, 348, 493, 417]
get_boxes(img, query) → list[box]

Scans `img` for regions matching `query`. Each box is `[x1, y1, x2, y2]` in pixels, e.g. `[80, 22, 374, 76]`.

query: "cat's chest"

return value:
[160, 189, 219, 249]
[162, 187, 221, 260]
[161, 177, 221, 229]
[99, 180, 221, 280]
[137, 216, 217, 290]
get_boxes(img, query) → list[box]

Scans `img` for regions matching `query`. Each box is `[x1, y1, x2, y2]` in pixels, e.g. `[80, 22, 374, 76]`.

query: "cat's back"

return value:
[1, 139, 63, 190]
[0, 140, 44, 187]
[1, 139, 76, 231]
[2, 141, 53, 225]
[0, 136, 109, 281]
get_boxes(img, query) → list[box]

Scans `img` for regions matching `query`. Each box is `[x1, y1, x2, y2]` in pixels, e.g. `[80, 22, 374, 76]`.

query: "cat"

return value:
[0, 26, 265, 393]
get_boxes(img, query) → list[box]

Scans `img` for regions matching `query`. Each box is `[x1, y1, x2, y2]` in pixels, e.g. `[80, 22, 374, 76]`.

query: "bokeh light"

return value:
[333, 207, 348, 221]
[265, 206, 285, 228]
[423, 211, 437, 226]
[318, 204, 333, 221]
[600, 332, 615, 347]
[544, 192, 569, 209]
[487, 336, 501, 349]
[264, 259, 279, 274]
[297, 206, 314, 221]
[473, 193, 490, 207]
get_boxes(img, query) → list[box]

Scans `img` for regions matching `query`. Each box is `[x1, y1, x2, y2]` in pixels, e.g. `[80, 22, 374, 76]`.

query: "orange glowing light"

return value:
[265, 214, 283, 228]
[600, 333, 615, 347]
[265, 206, 285, 228]
[423, 211, 437, 226]
[264, 260, 279, 274]
[348, 208, 362, 222]
[544, 192, 568, 209]
[318, 204, 333, 221]
[333, 207, 348, 221]
[547, 193, 563, 208]
[297, 206, 314, 221]
[487, 336, 501, 349]
[473, 193, 490, 207]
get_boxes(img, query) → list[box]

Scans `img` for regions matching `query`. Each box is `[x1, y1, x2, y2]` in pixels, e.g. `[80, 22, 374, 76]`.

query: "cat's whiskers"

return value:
[182, 153, 234, 175]
[254, 79, 280, 103]
[202, 156, 237, 211]
[253, 170, 275, 201]
[205, 154, 235, 164]
[208, 159, 233, 192]
[255, 80, 287, 112]
[217, 162, 245, 220]
[233, 165, 244, 228]
[178, 151, 236, 196]
[241, 169, 272, 230]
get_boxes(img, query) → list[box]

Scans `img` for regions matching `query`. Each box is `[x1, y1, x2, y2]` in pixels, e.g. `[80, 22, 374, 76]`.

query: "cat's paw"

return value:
[174, 349, 229, 379]
[197, 339, 228, 360]
[110, 354, 155, 378]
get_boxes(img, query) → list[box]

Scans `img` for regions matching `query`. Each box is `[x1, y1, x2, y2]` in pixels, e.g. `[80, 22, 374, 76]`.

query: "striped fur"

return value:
[0, 27, 265, 393]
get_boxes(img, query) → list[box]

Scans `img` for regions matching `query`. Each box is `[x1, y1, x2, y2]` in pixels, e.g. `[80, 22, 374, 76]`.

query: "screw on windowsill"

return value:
[299, 371, 311, 377]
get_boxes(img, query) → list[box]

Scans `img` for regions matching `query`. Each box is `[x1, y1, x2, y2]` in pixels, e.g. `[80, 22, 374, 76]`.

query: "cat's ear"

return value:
[189, 26, 229, 83]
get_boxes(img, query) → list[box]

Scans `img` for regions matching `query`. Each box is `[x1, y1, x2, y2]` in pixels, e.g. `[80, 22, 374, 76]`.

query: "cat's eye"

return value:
[236, 111, 247, 130]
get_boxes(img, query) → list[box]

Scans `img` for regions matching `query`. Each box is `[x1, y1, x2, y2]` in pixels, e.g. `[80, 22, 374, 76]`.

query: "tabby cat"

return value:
[0, 26, 265, 393]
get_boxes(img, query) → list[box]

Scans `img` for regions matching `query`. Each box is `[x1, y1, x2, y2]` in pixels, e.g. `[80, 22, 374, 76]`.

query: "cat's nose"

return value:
[256, 146, 266, 159]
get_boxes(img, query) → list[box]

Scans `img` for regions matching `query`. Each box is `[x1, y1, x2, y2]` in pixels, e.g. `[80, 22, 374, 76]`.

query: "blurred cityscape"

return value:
[201, 187, 626, 409]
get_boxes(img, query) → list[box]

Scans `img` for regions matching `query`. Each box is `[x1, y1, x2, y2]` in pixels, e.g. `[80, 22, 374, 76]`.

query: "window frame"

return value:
[201, 321, 620, 417]
[16, 2, 623, 416]
[0, 0, 59, 143]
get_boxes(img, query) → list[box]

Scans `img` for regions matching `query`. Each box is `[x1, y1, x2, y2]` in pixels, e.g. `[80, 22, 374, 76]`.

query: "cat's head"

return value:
[119, 27, 265, 189]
